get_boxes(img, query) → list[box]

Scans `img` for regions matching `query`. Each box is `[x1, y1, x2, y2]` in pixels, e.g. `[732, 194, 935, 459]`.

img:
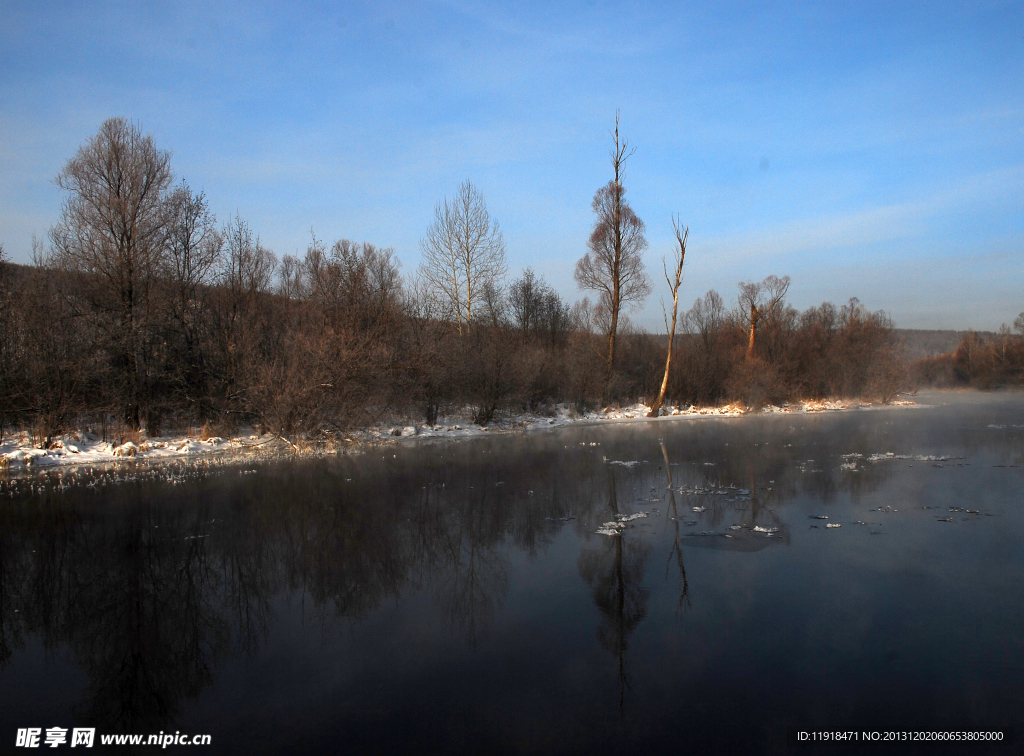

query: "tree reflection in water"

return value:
[661, 442, 690, 615]
[0, 443, 611, 731]
[433, 484, 510, 647]
[0, 411, 928, 736]
[577, 467, 651, 716]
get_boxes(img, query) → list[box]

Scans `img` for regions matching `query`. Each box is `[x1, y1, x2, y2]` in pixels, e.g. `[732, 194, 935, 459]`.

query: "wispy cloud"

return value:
[697, 165, 1024, 264]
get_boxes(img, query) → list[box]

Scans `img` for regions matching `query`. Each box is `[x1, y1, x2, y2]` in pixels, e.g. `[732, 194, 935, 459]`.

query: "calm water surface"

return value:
[1, 392, 1022, 754]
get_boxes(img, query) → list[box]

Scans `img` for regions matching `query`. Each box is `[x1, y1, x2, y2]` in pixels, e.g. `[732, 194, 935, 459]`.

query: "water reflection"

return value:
[433, 488, 510, 647]
[578, 469, 651, 715]
[660, 443, 690, 615]
[1, 394, 1023, 751]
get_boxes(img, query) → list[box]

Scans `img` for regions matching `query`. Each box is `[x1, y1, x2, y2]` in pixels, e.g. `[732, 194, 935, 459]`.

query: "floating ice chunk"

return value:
[753, 525, 778, 533]
[692, 506, 705, 512]
[826, 523, 841, 529]
[867, 452, 911, 462]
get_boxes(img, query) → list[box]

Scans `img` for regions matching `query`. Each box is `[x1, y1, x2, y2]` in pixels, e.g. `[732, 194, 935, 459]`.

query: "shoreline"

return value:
[0, 396, 921, 474]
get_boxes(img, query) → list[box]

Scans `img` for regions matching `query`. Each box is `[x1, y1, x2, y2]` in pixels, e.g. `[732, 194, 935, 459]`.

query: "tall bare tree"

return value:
[164, 183, 221, 417]
[738, 274, 790, 359]
[647, 218, 687, 417]
[50, 117, 174, 429]
[419, 180, 506, 334]
[215, 215, 277, 409]
[574, 113, 650, 367]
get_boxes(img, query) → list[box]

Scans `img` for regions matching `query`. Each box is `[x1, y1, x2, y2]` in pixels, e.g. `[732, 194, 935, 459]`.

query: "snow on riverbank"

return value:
[0, 397, 917, 471]
[0, 432, 280, 472]
[354, 397, 917, 443]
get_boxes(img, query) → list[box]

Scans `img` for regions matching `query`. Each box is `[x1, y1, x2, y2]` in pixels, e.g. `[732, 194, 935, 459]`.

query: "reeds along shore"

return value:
[0, 243, 919, 446]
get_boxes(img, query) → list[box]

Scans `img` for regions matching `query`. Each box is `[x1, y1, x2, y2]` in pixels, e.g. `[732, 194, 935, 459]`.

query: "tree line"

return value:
[0, 117, 909, 444]
[912, 319, 1024, 389]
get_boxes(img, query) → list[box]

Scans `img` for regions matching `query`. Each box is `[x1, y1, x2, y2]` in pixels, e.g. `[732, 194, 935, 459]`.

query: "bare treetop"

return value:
[609, 110, 636, 180]
[419, 180, 506, 333]
[738, 274, 791, 359]
[574, 114, 650, 367]
[50, 118, 175, 428]
[53, 118, 173, 289]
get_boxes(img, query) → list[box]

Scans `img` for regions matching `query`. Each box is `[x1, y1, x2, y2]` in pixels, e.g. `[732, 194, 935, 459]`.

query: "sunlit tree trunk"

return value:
[648, 220, 687, 417]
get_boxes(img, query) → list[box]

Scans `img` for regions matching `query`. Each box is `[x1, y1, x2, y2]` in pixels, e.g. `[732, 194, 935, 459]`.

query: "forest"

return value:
[0, 117, 1017, 446]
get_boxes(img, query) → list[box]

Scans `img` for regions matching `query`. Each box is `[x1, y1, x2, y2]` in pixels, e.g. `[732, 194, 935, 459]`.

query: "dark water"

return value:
[1, 392, 1022, 754]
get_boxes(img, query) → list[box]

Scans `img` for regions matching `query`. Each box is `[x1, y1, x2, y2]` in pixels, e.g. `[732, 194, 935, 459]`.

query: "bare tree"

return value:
[215, 215, 277, 410]
[738, 274, 790, 359]
[419, 180, 507, 334]
[165, 183, 221, 416]
[647, 218, 687, 417]
[574, 113, 650, 367]
[50, 117, 174, 429]
[508, 267, 544, 335]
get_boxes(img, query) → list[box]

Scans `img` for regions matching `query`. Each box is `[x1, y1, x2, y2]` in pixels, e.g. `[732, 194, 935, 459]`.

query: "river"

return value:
[1, 391, 1021, 753]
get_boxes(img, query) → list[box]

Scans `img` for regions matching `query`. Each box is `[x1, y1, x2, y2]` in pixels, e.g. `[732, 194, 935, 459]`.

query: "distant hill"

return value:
[895, 329, 995, 361]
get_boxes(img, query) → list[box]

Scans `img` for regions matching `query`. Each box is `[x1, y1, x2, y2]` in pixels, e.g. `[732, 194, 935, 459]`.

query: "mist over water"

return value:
[1, 392, 1022, 753]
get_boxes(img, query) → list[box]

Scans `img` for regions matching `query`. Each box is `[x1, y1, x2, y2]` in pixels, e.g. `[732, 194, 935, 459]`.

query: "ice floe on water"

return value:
[595, 511, 649, 536]
[857, 452, 964, 463]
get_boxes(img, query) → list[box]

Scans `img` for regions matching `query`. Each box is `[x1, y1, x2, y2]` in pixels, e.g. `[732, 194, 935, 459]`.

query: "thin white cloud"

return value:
[696, 164, 1024, 264]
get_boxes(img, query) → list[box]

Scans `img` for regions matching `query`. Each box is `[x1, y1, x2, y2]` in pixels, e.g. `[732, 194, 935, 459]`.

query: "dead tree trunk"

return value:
[648, 219, 687, 417]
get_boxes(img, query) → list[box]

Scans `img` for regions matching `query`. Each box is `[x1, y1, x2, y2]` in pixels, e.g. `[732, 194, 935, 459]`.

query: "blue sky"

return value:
[1, 0, 1022, 329]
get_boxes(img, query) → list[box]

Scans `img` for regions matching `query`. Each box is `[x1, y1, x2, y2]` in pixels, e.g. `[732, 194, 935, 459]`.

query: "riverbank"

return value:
[0, 396, 920, 473]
